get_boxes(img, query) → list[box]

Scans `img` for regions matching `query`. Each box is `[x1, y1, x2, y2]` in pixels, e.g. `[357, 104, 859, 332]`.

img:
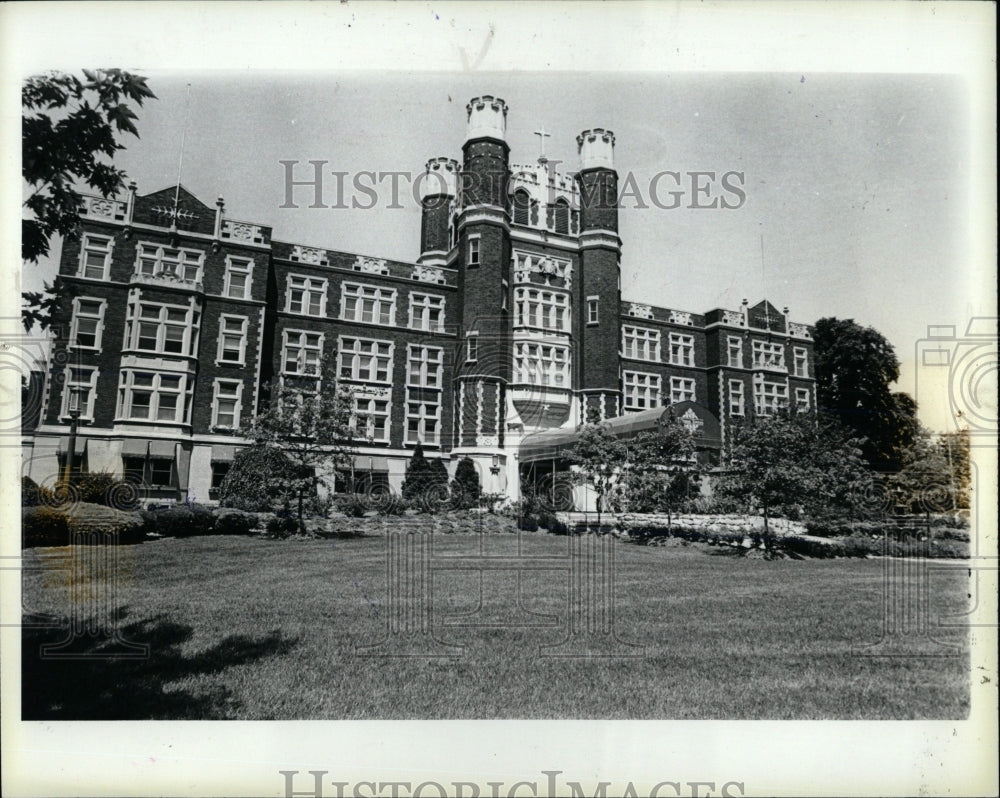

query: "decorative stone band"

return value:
[82, 196, 128, 222]
[788, 322, 814, 340]
[352, 255, 389, 275]
[578, 230, 622, 251]
[416, 251, 450, 268]
[627, 302, 654, 320]
[411, 264, 447, 284]
[290, 245, 329, 266]
[458, 205, 509, 228]
[221, 219, 267, 246]
[721, 310, 747, 327]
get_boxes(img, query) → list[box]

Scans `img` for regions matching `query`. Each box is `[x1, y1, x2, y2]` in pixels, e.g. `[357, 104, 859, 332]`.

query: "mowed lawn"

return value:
[21, 531, 970, 719]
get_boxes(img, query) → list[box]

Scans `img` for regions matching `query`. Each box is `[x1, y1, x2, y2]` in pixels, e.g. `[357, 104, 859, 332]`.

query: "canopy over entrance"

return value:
[518, 402, 721, 463]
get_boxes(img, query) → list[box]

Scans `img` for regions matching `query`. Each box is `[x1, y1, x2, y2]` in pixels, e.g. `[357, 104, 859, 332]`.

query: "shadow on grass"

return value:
[22, 607, 298, 720]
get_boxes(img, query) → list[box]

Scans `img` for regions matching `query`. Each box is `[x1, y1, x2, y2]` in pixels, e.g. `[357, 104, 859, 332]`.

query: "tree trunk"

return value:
[762, 504, 771, 551]
[298, 489, 305, 534]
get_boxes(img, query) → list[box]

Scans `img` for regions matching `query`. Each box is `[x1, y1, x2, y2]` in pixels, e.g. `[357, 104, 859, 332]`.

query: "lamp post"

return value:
[62, 387, 84, 485]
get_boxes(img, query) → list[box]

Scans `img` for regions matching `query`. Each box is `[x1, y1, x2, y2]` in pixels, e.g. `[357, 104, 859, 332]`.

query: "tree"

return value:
[218, 445, 299, 512]
[813, 317, 919, 471]
[243, 360, 357, 532]
[22, 69, 156, 331]
[450, 456, 482, 510]
[717, 411, 871, 550]
[625, 417, 699, 531]
[402, 444, 450, 512]
[568, 423, 628, 527]
[891, 428, 971, 522]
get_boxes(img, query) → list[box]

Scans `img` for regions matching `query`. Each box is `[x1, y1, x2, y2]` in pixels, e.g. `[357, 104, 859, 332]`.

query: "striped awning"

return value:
[352, 455, 389, 471]
[120, 439, 149, 457]
[211, 445, 238, 463]
[148, 440, 177, 459]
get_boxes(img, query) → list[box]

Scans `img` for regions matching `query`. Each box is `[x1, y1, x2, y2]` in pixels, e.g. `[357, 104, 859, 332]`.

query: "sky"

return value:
[22, 70, 981, 430]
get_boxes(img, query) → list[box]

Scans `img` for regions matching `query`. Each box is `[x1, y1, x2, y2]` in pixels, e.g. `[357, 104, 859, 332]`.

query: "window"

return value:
[125, 301, 198, 356]
[352, 394, 391, 442]
[286, 274, 327, 316]
[342, 283, 396, 326]
[136, 243, 204, 284]
[552, 199, 570, 235]
[793, 347, 809, 378]
[668, 333, 695, 366]
[407, 345, 443, 388]
[669, 377, 696, 404]
[70, 298, 105, 350]
[466, 335, 478, 363]
[514, 287, 570, 332]
[409, 293, 445, 332]
[512, 189, 531, 226]
[118, 371, 191, 423]
[224, 256, 254, 299]
[339, 337, 392, 383]
[728, 380, 745, 416]
[122, 452, 175, 488]
[754, 380, 788, 416]
[752, 340, 786, 370]
[727, 336, 743, 368]
[623, 371, 660, 411]
[211, 462, 231, 490]
[406, 396, 441, 445]
[212, 380, 243, 429]
[468, 236, 481, 267]
[282, 330, 323, 375]
[587, 297, 599, 325]
[80, 234, 113, 280]
[501, 279, 509, 312]
[795, 387, 811, 411]
[514, 342, 570, 387]
[622, 325, 660, 361]
[217, 316, 248, 365]
[60, 367, 98, 419]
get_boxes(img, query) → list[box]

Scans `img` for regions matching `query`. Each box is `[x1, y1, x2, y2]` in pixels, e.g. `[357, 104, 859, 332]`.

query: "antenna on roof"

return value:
[170, 82, 193, 237]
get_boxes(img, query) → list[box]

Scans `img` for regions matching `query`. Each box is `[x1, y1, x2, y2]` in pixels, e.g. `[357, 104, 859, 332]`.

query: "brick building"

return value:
[23, 95, 816, 505]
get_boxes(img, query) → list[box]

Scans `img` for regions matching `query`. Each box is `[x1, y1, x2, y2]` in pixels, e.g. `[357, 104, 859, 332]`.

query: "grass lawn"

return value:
[21, 530, 970, 719]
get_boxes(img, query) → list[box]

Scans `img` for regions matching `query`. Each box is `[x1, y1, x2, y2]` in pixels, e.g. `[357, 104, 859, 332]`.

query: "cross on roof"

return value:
[533, 127, 551, 161]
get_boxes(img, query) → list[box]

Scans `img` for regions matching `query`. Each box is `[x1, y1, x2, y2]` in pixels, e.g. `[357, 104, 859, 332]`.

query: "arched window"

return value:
[512, 189, 531, 227]
[553, 199, 570, 235]
[450, 213, 459, 248]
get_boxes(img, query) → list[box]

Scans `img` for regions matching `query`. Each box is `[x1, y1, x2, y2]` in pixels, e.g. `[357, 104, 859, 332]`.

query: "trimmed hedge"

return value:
[22, 506, 71, 547]
[214, 508, 259, 535]
[22, 503, 147, 548]
[142, 503, 216, 537]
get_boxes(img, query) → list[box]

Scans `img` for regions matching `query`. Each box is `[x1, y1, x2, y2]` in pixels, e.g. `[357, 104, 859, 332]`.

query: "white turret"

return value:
[420, 157, 460, 201]
[577, 128, 616, 171]
[466, 95, 508, 142]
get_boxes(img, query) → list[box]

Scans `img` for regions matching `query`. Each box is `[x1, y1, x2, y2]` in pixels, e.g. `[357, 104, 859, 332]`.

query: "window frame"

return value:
[514, 286, 570, 333]
[587, 296, 600, 326]
[513, 341, 571, 388]
[621, 324, 661, 362]
[79, 233, 114, 280]
[216, 314, 249, 366]
[408, 292, 445, 332]
[752, 340, 786, 370]
[338, 336, 394, 384]
[405, 392, 441, 446]
[223, 255, 255, 300]
[467, 235, 481, 267]
[117, 370, 192, 424]
[622, 370, 661, 411]
[792, 346, 809, 378]
[124, 299, 199, 357]
[406, 344, 444, 389]
[211, 378, 244, 430]
[69, 297, 106, 351]
[285, 273, 329, 317]
[754, 379, 789, 416]
[281, 329, 325, 376]
[668, 332, 695, 367]
[728, 379, 745, 416]
[669, 376, 696, 405]
[59, 367, 99, 421]
[341, 281, 398, 327]
[727, 336, 744, 368]
[135, 241, 205, 284]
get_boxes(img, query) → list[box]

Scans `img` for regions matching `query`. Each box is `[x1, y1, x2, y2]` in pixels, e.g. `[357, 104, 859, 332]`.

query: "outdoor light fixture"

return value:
[490, 454, 501, 475]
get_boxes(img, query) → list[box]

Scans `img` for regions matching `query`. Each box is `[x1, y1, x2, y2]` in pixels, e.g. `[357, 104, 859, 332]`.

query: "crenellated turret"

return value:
[575, 128, 622, 422]
[419, 157, 459, 266]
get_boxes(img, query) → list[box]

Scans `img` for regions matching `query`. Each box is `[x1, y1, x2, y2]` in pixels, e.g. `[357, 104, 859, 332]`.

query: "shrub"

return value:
[450, 457, 482, 510]
[218, 445, 298, 512]
[144, 503, 216, 537]
[213, 508, 259, 535]
[72, 471, 119, 506]
[537, 512, 570, 535]
[66, 503, 146, 544]
[266, 514, 300, 536]
[337, 494, 368, 518]
[22, 506, 71, 547]
[517, 514, 539, 532]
